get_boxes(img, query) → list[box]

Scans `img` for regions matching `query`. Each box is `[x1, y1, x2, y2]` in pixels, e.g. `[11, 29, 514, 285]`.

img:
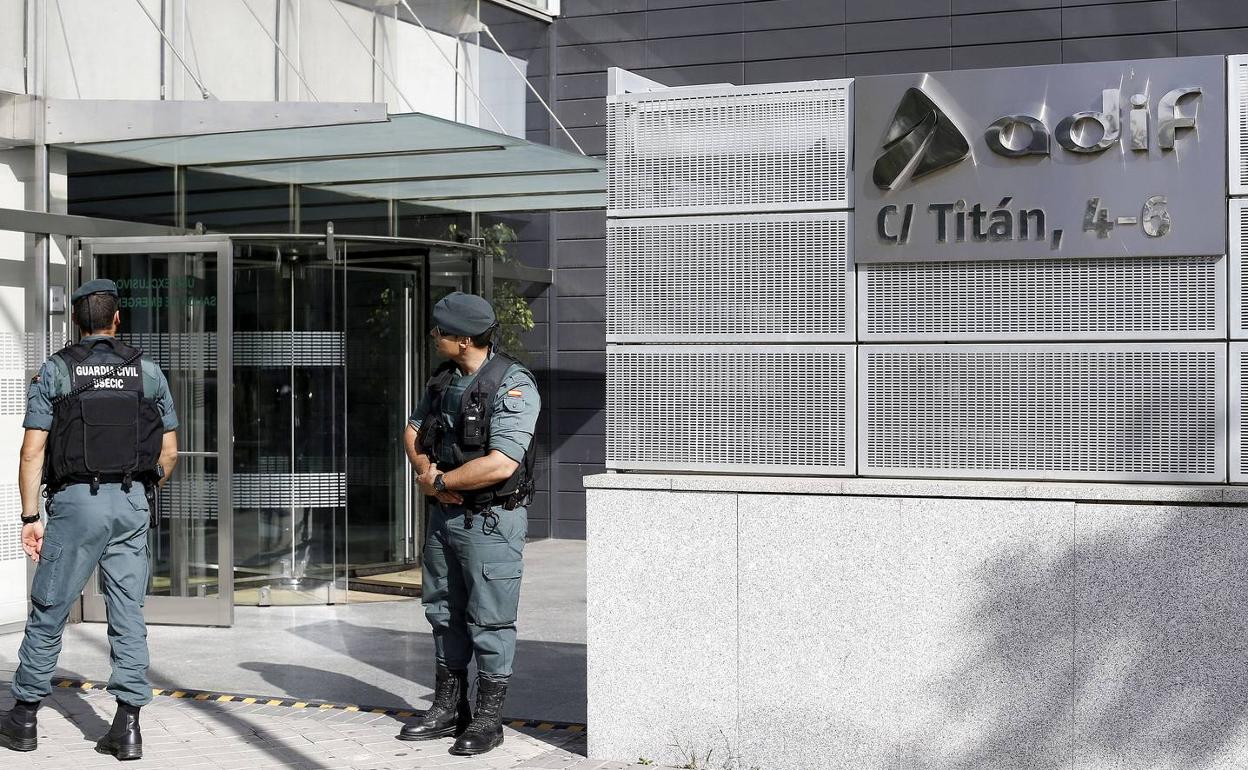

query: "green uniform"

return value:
[12, 335, 177, 707]
[409, 351, 540, 678]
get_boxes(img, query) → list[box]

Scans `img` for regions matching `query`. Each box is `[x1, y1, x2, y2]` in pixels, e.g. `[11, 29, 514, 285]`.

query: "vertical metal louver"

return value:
[1230, 200, 1248, 338]
[1231, 343, 1248, 482]
[859, 343, 1226, 482]
[1230, 55, 1248, 196]
[606, 345, 855, 475]
[607, 80, 853, 215]
[607, 213, 853, 342]
[860, 256, 1226, 341]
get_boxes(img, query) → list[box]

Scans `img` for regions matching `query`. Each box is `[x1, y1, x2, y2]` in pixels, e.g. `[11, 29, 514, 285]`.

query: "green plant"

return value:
[638, 759, 655, 766]
[447, 222, 536, 362]
[668, 731, 758, 770]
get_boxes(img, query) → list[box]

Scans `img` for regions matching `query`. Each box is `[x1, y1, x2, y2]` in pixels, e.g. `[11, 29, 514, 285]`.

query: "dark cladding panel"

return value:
[1179, 0, 1248, 30]
[1061, 33, 1177, 63]
[846, 0, 950, 24]
[745, 0, 845, 31]
[635, 62, 745, 87]
[1179, 28, 1248, 56]
[556, 296, 606, 324]
[745, 25, 846, 60]
[845, 16, 952, 54]
[845, 47, 951, 77]
[646, 6, 743, 38]
[555, 97, 607, 129]
[951, 40, 1062, 70]
[1060, 1, 1177, 39]
[745, 56, 847, 83]
[953, 0, 1055, 12]
[951, 9, 1062, 46]
[557, 12, 646, 45]
[557, 41, 647, 74]
[556, 238, 605, 269]
[646, 33, 746, 68]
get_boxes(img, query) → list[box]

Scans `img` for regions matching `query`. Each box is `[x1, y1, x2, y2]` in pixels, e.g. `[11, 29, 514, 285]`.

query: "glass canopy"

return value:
[57, 111, 605, 214]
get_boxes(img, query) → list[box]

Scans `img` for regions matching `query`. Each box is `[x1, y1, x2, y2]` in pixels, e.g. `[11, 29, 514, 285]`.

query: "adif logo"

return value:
[872, 87, 970, 190]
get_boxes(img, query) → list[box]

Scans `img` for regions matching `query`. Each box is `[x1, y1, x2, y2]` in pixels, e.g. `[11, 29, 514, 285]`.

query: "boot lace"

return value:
[462, 689, 505, 734]
[431, 675, 459, 710]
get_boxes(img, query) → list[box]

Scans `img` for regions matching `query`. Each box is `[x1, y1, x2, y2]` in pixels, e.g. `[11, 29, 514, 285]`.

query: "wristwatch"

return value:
[19, 512, 40, 525]
[433, 474, 447, 493]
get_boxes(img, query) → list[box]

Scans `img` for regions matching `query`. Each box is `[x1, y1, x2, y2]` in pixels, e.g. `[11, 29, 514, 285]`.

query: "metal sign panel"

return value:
[854, 56, 1227, 263]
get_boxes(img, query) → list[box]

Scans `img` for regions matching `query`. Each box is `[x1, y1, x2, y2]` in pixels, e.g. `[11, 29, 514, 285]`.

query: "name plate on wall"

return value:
[854, 56, 1226, 263]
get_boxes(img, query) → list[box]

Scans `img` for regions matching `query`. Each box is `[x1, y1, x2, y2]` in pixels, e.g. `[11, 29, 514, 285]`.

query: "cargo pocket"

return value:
[470, 560, 523, 627]
[30, 539, 65, 607]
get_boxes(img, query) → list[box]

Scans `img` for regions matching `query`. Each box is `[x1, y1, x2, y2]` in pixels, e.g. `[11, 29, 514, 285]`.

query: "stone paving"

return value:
[0, 682, 672, 770]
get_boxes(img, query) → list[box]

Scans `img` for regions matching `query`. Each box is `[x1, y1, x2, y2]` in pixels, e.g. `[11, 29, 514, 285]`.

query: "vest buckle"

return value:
[89, 474, 100, 495]
[121, 472, 133, 493]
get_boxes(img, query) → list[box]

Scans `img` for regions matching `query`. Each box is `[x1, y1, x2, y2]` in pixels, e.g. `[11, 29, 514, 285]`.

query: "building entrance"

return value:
[74, 232, 482, 625]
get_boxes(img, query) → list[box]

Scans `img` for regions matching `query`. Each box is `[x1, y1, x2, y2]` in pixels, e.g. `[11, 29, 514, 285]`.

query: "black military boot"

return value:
[397, 666, 471, 741]
[0, 700, 39, 752]
[95, 701, 142, 760]
[449, 677, 508, 756]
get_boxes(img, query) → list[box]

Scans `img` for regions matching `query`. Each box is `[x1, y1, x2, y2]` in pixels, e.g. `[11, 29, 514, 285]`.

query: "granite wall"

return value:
[587, 476, 1248, 770]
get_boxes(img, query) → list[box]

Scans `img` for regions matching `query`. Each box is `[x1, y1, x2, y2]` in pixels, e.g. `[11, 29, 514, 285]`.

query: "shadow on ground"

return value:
[926, 506, 1248, 769]
[282, 620, 587, 724]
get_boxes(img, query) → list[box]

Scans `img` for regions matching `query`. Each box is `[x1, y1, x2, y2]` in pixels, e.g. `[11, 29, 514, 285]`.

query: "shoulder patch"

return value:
[30, 374, 39, 384]
[507, 389, 523, 397]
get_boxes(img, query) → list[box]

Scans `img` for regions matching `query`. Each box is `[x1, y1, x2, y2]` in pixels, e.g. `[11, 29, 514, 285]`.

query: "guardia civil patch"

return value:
[507, 389, 523, 397]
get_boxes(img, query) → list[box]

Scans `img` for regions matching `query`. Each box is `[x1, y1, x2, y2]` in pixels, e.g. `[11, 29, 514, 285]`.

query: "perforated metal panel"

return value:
[1230, 55, 1248, 196]
[860, 256, 1226, 341]
[860, 343, 1226, 482]
[233, 332, 345, 367]
[607, 213, 853, 342]
[122, 332, 217, 370]
[1230, 343, 1248, 483]
[234, 473, 346, 507]
[0, 485, 20, 562]
[1229, 200, 1248, 339]
[607, 80, 852, 216]
[606, 345, 855, 475]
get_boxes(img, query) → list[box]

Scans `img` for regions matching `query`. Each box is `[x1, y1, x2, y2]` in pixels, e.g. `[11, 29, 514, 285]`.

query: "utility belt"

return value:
[430, 459, 535, 531]
[431, 461, 535, 513]
[45, 467, 164, 530]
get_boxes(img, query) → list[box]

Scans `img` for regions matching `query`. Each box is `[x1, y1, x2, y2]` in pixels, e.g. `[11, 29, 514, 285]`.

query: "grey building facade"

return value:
[541, 0, 1248, 538]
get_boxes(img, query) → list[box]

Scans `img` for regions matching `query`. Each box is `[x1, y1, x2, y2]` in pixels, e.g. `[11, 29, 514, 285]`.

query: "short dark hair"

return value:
[470, 324, 497, 349]
[73, 293, 118, 333]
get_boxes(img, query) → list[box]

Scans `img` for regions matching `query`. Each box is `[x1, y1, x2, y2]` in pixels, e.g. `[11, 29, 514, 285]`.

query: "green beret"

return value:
[71, 278, 119, 303]
[433, 292, 496, 336]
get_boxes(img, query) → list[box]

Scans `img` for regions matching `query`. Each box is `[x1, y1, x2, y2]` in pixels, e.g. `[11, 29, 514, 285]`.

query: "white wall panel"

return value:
[175, 0, 279, 101]
[44, 0, 162, 99]
[388, 17, 460, 120]
[296, 0, 376, 104]
[0, 0, 25, 93]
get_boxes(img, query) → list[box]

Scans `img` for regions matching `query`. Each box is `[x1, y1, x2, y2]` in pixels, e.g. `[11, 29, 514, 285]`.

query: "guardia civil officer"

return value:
[0, 279, 178, 760]
[398, 292, 540, 756]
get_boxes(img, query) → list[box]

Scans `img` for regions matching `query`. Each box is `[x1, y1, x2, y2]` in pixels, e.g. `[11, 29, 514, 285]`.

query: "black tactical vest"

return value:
[46, 337, 164, 490]
[418, 351, 536, 511]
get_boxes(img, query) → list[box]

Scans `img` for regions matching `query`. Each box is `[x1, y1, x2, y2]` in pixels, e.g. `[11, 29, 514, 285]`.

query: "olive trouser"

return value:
[422, 503, 526, 678]
[12, 483, 152, 707]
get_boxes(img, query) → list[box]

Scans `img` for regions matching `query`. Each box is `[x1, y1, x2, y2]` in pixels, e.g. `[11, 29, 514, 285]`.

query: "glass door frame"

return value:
[75, 235, 234, 627]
